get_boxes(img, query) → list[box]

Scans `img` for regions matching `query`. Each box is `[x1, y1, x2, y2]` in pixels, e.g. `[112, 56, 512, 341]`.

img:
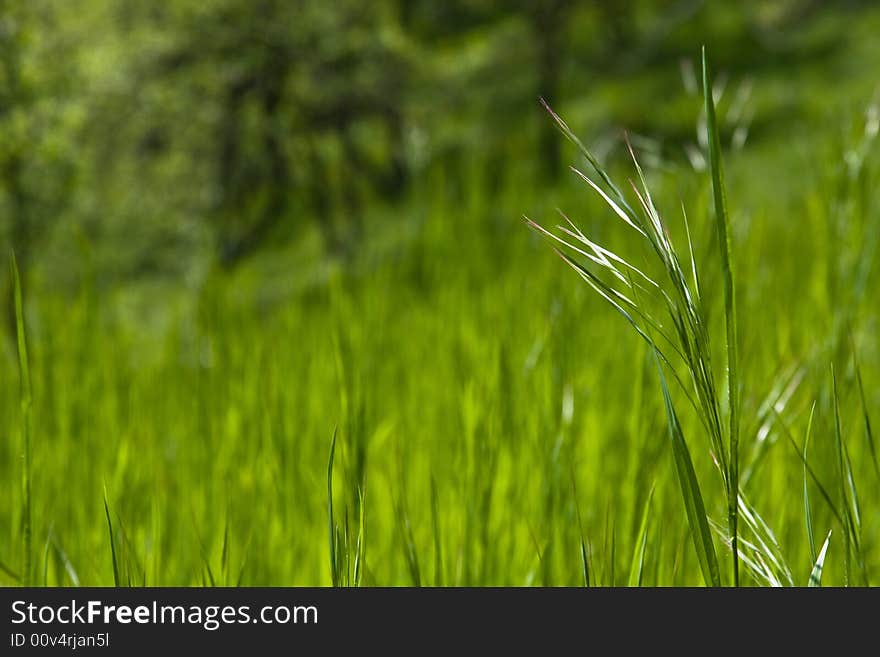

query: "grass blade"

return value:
[220, 510, 230, 585]
[703, 46, 741, 587]
[852, 345, 880, 483]
[11, 253, 33, 586]
[570, 167, 647, 236]
[831, 366, 856, 584]
[540, 98, 638, 219]
[628, 487, 654, 586]
[42, 532, 52, 585]
[803, 403, 817, 560]
[103, 488, 120, 587]
[571, 470, 591, 587]
[353, 486, 366, 587]
[736, 493, 793, 586]
[808, 530, 832, 587]
[327, 427, 339, 586]
[830, 366, 867, 584]
[430, 475, 444, 586]
[775, 408, 844, 527]
[193, 521, 216, 587]
[656, 354, 721, 587]
[579, 534, 591, 588]
[681, 203, 702, 303]
[395, 495, 421, 587]
[0, 557, 21, 584]
[50, 536, 80, 587]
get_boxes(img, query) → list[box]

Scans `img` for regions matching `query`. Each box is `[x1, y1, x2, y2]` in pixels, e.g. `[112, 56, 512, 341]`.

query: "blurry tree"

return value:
[0, 0, 79, 327]
[144, 0, 416, 265]
[520, 0, 574, 179]
[0, 2, 77, 272]
[0, 0, 861, 296]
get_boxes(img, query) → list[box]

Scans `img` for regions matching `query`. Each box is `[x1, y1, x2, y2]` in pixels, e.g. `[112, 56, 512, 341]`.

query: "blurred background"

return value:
[2, 0, 878, 319]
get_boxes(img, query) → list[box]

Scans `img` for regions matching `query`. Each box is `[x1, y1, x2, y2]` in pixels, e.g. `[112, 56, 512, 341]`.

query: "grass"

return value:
[2, 50, 880, 586]
[528, 51, 748, 584]
[11, 253, 32, 587]
[527, 49, 879, 586]
[702, 47, 742, 587]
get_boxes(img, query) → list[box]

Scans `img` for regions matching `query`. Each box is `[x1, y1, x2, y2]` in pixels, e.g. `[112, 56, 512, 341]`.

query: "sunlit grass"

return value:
[2, 54, 879, 587]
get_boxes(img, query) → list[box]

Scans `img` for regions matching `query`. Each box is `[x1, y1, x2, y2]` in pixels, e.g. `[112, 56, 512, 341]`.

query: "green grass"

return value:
[529, 51, 754, 585]
[11, 254, 32, 586]
[702, 46, 742, 587]
[2, 53, 880, 587]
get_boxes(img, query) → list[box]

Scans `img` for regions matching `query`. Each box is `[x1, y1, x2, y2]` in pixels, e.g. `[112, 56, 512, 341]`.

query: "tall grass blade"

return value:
[220, 510, 230, 585]
[703, 46, 740, 587]
[540, 98, 637, 218]
[42, 533, 51, 585]
[803, 403, 817, 560]
[681, 203, 702, 303]
[831, 366, 867, 585]
[50, 536, 80, 587]
[842, 440, 861, 535]
[776, 409, 844, 527]
[579, 535, 591, 588]
[572, 471, 591, 587]
[194, 524, 216, 587]
[852, 346, 880, 483]
[808, 530, 832, 587]
[327, 427, 339, 586]
[430, 475, 444, 586]
[628, 487, 654, 586]
[609, 519, 616, 586]
[831, 366, 855, 584]
[353, 486, 366, 587]
[11, 253, 33, 586]
[656, 356, 721, 587]
[396, 497, 421, 587]
[103, 488, 120, 587]
[0, 558, 21, 584]
[735, 493, 793, 586]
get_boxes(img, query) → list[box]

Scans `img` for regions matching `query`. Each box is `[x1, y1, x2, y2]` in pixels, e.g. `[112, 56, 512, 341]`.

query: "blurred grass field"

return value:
[2, 2, 880, 586]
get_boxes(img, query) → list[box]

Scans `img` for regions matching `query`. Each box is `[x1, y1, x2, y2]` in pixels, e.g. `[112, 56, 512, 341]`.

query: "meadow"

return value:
[2, 5, 880, 587]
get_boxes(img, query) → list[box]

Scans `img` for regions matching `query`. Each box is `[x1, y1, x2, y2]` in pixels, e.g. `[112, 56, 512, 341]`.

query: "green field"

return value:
[2, 2, 880, 587]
